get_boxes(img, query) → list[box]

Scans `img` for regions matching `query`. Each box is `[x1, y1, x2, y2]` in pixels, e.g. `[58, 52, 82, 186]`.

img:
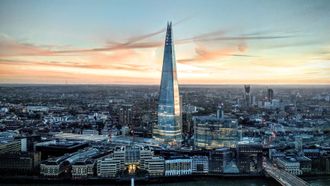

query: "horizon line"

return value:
[1, 83, 330, 86]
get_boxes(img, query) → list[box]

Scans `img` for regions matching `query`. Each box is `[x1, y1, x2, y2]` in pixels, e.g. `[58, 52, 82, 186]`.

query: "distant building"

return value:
[119, 104, 133, 126]
[244, 85, 251, 107]
[165, 158, 192, 176]
[267, 88, 274, 101]
[26, 106, 49, 113]
[82, 129, 99, 135]
[193, 116, 238, 149]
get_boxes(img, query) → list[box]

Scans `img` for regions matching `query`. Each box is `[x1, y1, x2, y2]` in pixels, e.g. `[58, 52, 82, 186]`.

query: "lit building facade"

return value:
[153, 22, 182, 146]
[194, 116, 238, 149]
[164, 158, 192, 176]
[97, 145, 164, 178]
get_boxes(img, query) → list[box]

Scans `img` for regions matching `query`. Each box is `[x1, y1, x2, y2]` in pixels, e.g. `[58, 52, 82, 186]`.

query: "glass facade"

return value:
[194, 116, 238, 149]
[153, 22, 182, 146]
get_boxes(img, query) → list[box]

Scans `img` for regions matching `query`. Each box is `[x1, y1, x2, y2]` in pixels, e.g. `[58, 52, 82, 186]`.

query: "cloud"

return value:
[178, 42, 250, 64]
[0, 58, 105, 69]
[0, 48, 150, 72]
[0, 35, 55, 57]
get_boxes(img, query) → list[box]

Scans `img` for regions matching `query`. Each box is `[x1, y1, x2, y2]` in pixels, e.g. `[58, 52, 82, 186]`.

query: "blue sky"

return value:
[0, 0, 329, 84]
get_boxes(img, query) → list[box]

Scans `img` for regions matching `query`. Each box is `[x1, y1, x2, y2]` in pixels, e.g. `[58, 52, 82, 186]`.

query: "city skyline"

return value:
[0, 0, 330, 84]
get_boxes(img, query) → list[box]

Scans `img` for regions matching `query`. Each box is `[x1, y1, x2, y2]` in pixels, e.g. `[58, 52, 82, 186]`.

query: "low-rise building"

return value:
[144, 156, 164, 176]
[165, 158, 192, 176]
[96, 145, 162, 178]
[0, 140, 21, 154]
[209, 148, 232, 174]
[237, 140, 263, 174]
[276, 157, 302, 175]
[71, 158, 95, 178]
[97, 157, 121, 178]
[40, 154, 71, 177]
[41, 148, 100, 177]
[297, 156, 312, 174]
[192, 156, 208, 174]
[0, 152, 41, 175]
[193, 116, 238, 149]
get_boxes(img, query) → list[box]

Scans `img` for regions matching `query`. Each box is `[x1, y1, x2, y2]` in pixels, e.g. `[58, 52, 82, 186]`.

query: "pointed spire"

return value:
[154, 22, 182, 146]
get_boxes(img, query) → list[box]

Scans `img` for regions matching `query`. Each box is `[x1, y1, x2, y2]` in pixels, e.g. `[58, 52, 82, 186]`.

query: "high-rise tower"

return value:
[244, 85, 251, 107]
[153, 22, 182, 146]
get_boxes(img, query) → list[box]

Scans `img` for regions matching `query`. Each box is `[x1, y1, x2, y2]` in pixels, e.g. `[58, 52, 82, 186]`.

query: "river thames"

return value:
[1, 176, 330, 186]
[149, 177, 330, 186]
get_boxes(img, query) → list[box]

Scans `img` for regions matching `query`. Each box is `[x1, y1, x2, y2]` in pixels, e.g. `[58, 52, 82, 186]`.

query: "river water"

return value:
[149, 177, 330, 186]
[1, 177, 330, 185]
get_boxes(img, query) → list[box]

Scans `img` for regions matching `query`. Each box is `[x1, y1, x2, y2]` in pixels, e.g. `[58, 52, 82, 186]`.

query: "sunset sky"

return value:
[0, 0, 330, 84]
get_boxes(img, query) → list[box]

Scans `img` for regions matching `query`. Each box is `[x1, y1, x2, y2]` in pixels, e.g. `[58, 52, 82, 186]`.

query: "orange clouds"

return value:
[0, 27, 328, 85]
[0, 35, 54, 57]
[179, 42, 248, 64]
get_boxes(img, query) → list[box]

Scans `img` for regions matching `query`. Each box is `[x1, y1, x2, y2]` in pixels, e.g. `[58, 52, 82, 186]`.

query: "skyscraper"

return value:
[244, 85, 251, 107]
[267, 88, 274, 101]
[153, 22, 182, 146]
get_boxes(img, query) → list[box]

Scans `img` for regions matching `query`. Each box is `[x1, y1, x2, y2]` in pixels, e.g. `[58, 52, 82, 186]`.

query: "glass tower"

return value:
[153, 22, 182, 146]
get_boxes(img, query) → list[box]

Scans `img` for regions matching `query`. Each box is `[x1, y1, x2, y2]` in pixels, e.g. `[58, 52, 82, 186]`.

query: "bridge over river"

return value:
[263, 161, 309, 186]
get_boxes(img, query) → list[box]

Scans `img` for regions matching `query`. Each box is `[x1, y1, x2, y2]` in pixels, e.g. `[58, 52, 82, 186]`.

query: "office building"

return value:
[237, 140, 263, 174]
[194, 116, 238, 149]
[244, 85, 251, 107]
[71, 158, 95, 178]
[119, 104, 133, 126]
[209, 148, 232, 174]
[153, 22, 182, 146]
[97, 145, 163, 178]
[267, 88, 274, 101]
[165, 158, 192, 176]
[192, 156, 209, 174]
[276, 157, 302, 175]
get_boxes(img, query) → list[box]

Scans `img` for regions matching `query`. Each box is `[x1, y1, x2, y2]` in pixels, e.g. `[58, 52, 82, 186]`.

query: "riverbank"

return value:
[0, 174, 329, 185]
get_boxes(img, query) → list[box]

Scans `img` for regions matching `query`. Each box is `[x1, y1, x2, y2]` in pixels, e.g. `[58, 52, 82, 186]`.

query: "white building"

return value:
[165, 158, 192, 176]
[26, 106, 49, 113]
[97, 157, 121, 178]
[71, 158, 95, 178]
[97, 145, 162, 178]
[276, 157, 302, 175]
[144, 156, 164, 176]
[82, 129, 99, 135]
[40, 148, 99, 177]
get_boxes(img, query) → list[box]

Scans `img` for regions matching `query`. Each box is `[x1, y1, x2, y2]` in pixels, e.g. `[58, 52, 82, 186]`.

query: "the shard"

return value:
[153, 22, 182, 146]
